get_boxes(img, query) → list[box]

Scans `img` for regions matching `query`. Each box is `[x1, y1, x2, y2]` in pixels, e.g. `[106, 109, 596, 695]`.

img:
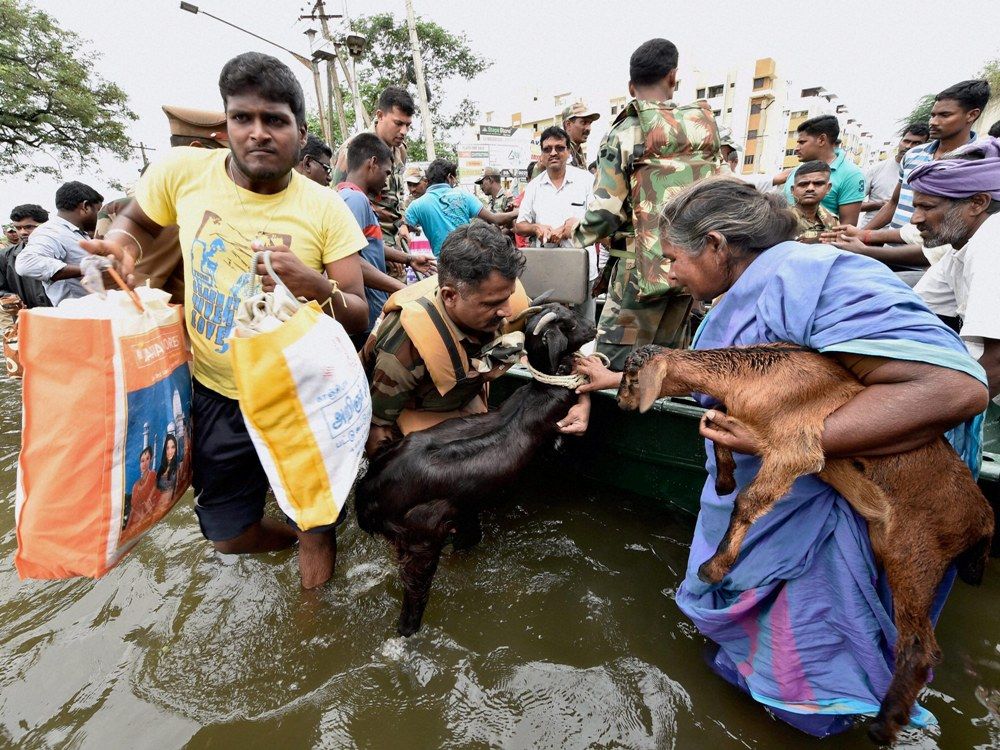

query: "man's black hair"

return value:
[10, 204, 48, 223]
[794, 160, 832, 180]
[376, 85, 416, 117]
[797, 114, 840, 145]
[347, 132, 392, 173]
[539, 125, 570, 149]
[935, 79, 990, 113]
[903, 121, 931, 139]
[218, 52, 306, 126]
[425, 158, 458, 186]
[629, 38, 679, 87]
[54, 182, 103, 211]
[439, 222, 526, 290]
[301, 133, 333, 163]
[988, 120, 1000, 139]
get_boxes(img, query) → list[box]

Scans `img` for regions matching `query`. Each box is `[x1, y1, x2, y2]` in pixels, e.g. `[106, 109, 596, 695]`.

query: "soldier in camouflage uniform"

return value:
[562, 102, 600, 170]
[789, 160, 839, 243]
[573, 39, 721, 370]
[476, 167, 515, 214]
[333, 86, 415, 280]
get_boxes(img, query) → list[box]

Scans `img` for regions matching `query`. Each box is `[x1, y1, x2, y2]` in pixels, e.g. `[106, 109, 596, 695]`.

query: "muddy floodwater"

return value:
[1, 377, 999, 749]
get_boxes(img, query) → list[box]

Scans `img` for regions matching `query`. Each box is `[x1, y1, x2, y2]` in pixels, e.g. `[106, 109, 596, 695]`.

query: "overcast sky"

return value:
[5, 0, 999, 217]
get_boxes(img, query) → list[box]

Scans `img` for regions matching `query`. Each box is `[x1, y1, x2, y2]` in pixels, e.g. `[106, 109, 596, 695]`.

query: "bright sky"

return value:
[5, 0, 999, 218]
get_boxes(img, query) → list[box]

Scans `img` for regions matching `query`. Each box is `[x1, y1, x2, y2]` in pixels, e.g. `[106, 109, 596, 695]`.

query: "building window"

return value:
[610, 105, 619, 115]
[730, 82, 736, 88]
[744, 154, 755, 165]
[727, 108, 733, 113]
[753, 77, 766, 89]
[696, 88, 706, 99]
[750, 103, 762, 115]
[708, 84, 724, 98]
[785, 148, 796, 156]
[792, 110, 808, 118]
[747, 129, 758, 139]
[713, 109, 721, 117]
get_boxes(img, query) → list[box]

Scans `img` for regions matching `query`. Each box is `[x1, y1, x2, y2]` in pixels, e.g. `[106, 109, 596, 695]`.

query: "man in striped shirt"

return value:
[863, 80, 989, 230]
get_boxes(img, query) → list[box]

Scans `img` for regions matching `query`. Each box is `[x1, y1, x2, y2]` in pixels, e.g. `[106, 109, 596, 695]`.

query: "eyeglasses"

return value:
[309, 156, 332, 176]
[540, 145, 567, 154]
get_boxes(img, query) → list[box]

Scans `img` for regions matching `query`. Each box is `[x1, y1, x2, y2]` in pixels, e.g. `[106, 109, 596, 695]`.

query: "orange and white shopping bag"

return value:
[15, 286, 192, 579]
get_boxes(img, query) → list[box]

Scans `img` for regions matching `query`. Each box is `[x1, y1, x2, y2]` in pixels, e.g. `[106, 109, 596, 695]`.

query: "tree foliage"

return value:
[0, 0, 136, 178]
[313, 13, 490, 157]
[897, 94, 934, 136]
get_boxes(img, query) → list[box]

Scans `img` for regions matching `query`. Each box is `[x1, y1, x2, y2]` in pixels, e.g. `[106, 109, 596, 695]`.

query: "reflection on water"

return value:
[0, 376, 998, 749]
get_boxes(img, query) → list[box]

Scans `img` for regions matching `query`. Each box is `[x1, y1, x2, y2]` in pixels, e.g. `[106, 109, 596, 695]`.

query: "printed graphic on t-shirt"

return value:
[187, 210, 291, 354]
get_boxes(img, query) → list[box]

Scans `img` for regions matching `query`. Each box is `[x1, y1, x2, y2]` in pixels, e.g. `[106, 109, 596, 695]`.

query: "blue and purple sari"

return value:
[676, 241, 987, 736]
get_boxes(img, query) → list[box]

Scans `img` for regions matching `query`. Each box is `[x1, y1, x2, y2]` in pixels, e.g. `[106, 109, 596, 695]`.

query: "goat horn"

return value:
[532, 311, 559, 336]
[507, 305, 542, 324]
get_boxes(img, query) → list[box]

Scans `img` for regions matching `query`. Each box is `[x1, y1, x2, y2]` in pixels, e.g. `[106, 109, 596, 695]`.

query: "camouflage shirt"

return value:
[488, 188, 514, 214]
[573, 98, 720, 299]
[333, 129, 407, 248]
[793, 204, 839, 243]
[569, 141, 587, 170]
[365, 308, 497, 426]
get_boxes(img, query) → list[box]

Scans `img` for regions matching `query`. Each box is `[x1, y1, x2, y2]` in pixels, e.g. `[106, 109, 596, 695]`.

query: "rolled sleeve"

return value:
[369, 348, 420, 426]
[16, 232, 66, 282]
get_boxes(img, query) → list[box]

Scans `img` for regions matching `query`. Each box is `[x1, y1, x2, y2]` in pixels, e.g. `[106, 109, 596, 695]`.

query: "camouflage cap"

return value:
[403, 165, 426, 184]
[561, 102, 600, 122]
[161, 105, 228, 143]
[474, 166, 501, 184]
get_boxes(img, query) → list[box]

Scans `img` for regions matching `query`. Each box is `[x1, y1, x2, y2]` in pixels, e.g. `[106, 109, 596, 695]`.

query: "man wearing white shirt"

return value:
[907, 140, 1000, 397]
[16, 181, 104, 305]
[515, 125, 597, 321]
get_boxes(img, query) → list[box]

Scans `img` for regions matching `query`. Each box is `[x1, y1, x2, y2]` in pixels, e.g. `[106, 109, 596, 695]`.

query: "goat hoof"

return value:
[396, 620, 420, 638]
[697, 559, 728, 585]
[866, 717, 897, 746]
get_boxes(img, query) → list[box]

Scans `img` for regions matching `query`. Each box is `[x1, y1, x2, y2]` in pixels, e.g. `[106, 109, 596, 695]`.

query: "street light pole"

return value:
[404, 0, 435, 159]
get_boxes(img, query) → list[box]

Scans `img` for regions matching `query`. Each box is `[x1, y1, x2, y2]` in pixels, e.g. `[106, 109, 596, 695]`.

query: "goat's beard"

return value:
[922, 201, 974, 248]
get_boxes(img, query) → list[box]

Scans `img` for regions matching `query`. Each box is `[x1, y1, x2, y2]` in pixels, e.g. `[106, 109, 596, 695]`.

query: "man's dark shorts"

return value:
[192, 380, 341, 542]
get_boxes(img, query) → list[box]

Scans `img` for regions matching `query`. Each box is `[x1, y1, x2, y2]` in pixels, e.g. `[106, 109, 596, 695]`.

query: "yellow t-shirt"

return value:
[135, 147, 366, 398]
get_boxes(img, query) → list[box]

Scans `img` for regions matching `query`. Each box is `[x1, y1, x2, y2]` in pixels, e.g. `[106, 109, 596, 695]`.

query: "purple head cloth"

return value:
[908, 136, 1000, 200]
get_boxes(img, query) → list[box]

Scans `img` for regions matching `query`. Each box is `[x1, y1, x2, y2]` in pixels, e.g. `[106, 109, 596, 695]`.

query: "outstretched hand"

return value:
[574, 355, 622, 394]
[79, 238, 136, 285]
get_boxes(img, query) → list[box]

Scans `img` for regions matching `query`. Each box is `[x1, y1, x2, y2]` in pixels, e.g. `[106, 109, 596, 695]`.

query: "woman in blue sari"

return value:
[578, 178, 988, 738]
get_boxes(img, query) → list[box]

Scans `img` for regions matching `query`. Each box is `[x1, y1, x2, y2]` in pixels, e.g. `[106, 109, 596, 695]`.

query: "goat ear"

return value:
[546, 330, 567, 373]
[637, 360, 666, 413]
[530, 289, 555, 306]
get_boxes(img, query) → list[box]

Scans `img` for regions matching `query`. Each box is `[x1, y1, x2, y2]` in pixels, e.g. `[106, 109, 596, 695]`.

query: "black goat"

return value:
[355, 303, 596, 636]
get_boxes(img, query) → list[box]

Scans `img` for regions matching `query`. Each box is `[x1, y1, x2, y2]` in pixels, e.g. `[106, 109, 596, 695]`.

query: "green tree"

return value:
[0, 0, 136, 178]
[315, 13, 489, 156]
[897, 94, 934, 135]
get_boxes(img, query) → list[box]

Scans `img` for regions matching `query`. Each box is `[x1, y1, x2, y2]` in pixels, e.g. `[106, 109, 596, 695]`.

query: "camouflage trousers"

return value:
[595, 259, 693, 371]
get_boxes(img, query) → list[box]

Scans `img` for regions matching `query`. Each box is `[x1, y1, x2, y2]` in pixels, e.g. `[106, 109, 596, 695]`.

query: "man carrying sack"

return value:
[84, 52, 369, 589]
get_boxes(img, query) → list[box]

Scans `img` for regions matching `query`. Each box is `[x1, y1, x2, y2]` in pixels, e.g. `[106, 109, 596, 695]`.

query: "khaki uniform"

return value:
[363, 277, 530, 434]
[573, 98, 721, 369]
[793, 204, 839, 244]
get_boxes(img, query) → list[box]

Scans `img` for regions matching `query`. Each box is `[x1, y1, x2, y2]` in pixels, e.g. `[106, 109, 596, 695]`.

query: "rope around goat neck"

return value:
[524, 352, 611, 389]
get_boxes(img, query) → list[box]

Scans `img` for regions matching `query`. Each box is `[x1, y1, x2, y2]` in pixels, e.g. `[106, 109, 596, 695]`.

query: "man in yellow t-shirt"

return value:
[83, 52, 368, 589]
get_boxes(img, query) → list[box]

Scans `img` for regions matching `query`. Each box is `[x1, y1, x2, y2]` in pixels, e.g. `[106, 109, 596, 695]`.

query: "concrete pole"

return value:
[404, 0, 435, 160]
[310, 59, 332, 145]
[313, 1, 350, 139]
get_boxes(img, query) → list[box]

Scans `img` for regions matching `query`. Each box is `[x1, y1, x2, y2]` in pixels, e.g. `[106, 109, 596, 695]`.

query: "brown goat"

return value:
[618, 343, 993, 746]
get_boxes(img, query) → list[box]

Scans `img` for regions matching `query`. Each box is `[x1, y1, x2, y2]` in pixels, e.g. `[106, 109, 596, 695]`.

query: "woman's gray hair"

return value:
[659, 177, 799, 256]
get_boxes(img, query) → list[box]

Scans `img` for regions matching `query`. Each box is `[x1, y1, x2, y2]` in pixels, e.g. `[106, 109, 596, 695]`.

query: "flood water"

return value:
[1, 376, 999, 749]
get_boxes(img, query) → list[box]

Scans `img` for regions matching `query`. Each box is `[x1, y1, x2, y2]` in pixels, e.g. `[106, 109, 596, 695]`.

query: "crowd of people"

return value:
[4, 34, 1000, 740]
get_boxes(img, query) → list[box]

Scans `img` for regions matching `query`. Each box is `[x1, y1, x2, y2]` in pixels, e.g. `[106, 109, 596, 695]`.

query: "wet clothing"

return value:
[191, 380, 340, 540]
[679, 241, 986, 736]
[573, 98, 721, 369]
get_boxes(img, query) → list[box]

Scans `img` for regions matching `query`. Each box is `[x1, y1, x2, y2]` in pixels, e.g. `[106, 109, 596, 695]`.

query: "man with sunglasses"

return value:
[403, 159, 517, 256]
[295, 133, 333, 187]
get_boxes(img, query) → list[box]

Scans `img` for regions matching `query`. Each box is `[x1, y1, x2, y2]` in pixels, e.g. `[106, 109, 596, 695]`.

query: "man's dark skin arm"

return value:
[980, 338, 1000, 400]
[477, 207, 519, 226]
[828, 235, 929, 267]
[862, 181, 900, 230]
[859, 199, 885, 213]
[361, 259, 405, 293]
[837, 201, 862, 227]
